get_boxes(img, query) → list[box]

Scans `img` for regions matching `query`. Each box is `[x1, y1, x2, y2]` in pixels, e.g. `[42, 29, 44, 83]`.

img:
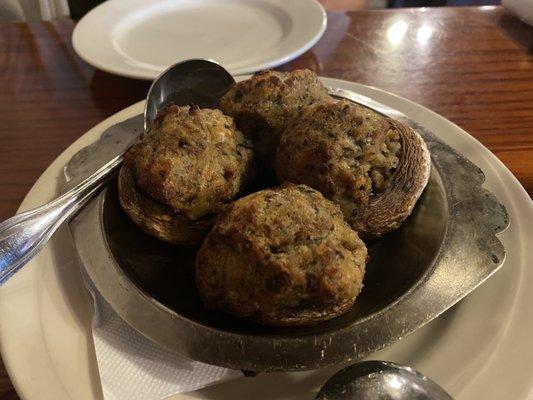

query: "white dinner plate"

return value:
[72, 0, 327, 80]
[1, 78, 532, 400]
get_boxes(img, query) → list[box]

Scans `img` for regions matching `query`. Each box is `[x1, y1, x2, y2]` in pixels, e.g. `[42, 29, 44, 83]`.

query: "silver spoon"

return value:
[0, 59, 235, 285]
[316, 360, 453, 400]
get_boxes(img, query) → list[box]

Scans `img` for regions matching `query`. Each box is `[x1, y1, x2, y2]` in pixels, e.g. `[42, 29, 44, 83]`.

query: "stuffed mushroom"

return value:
[276, 100, 431, 239]
[119, 105, 255, 244]
[195, 183, 367, 326]
[218, 69, 332, 169]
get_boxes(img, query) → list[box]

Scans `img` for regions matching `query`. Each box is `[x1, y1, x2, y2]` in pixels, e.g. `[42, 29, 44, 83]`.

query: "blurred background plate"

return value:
[72, 0, 327, 80]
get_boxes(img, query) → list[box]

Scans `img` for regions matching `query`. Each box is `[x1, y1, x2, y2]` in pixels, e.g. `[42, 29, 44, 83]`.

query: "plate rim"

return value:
[1, 78, 532, 399]
[72, 0, 327, 79]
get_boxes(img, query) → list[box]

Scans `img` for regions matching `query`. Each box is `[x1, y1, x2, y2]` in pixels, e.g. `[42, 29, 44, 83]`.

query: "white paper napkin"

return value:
[82, 272, 241, 400]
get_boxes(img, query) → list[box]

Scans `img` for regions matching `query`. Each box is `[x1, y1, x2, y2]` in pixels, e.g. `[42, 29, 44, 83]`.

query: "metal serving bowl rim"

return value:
[69, 84, 509, 372]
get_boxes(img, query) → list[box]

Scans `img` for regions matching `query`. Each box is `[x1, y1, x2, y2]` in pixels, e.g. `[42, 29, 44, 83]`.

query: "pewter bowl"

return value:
[68, 85, 508, 372]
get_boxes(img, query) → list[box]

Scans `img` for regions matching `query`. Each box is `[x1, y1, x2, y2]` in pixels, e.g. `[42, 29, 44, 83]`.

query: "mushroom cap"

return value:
[276, 100, 430, 239]
[353, 119, 431, 238]
[195, 183, 367, 326]
[118, 166, 210, 244]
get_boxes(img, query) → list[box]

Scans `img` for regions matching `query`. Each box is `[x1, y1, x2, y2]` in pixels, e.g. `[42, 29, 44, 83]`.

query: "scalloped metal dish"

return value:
[68, 85, 509, 372]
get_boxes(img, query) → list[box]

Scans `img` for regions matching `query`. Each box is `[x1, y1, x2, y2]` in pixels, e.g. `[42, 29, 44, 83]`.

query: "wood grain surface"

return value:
[0, 6, 531, 399]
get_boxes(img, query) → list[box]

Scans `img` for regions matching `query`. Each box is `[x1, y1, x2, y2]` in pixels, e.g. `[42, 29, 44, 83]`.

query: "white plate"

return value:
[72, 0, 327, 80]
[1, 78, 532, 400]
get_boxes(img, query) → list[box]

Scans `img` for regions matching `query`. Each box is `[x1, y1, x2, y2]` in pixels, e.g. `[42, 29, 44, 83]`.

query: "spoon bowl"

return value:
[316, 361, 453, 400]
[144, 59, 235, 131]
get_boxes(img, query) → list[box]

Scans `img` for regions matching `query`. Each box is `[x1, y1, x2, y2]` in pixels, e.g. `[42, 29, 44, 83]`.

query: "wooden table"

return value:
[0, 6, 531, 399]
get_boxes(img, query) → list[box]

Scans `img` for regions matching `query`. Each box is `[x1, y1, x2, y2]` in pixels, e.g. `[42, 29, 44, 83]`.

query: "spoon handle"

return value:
[0, 154, 123, 285]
